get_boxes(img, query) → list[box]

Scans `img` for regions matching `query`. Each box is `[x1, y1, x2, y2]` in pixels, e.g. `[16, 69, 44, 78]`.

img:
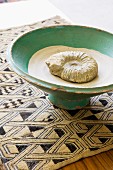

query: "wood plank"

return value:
[61, 150, 113, 170]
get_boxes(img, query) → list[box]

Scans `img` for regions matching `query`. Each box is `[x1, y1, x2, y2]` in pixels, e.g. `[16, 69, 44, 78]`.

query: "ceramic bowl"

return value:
[7, 25, 113, 110]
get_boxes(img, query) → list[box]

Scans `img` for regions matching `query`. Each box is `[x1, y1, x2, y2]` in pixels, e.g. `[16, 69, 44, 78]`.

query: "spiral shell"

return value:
[46, 51, 98, 83]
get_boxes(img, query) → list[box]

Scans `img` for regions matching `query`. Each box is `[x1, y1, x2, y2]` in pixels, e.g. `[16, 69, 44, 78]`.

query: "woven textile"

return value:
[0, 16, 113, 170]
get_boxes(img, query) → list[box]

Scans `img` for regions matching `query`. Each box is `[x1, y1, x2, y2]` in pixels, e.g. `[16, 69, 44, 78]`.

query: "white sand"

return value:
[28, 45, 113, 88]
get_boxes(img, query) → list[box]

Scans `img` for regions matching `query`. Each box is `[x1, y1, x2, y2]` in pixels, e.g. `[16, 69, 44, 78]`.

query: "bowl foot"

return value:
[49, 94, 90, 110]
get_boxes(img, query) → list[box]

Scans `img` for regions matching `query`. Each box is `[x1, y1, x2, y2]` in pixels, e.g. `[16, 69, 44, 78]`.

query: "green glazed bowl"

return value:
[7, 25, 113, 110]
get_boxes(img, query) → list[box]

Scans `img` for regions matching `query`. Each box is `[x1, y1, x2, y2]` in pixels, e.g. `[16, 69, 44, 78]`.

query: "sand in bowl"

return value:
[28, 45, 113, 88]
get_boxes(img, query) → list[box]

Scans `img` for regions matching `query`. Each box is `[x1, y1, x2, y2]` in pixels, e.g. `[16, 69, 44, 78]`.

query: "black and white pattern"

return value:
[0, 16, 113, 170]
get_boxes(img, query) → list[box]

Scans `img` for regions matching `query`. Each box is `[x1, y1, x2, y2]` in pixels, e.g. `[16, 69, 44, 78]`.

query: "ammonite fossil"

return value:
[46, 51, 98, 83]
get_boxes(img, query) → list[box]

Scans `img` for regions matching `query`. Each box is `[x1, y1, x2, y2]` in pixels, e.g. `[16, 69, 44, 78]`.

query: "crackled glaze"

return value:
[46, 51, 98, 83]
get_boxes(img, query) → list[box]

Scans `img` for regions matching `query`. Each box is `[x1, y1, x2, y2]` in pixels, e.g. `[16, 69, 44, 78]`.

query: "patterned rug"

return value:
[0, 0, 24, 3]
[0, 16, 113, 170]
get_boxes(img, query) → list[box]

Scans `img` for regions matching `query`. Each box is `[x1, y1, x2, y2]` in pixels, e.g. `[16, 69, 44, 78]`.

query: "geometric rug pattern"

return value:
[0, 16, 113, 170]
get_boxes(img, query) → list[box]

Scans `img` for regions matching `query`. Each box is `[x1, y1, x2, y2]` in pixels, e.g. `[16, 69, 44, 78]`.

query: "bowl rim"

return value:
[7, 24, 113, 94]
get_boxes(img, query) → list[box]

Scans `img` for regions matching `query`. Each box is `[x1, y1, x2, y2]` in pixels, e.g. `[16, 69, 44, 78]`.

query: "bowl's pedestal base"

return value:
[49, 94, 90, 110]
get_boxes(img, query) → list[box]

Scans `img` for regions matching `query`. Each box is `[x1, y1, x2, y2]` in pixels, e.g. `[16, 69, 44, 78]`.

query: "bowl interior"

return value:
[11, 25, 113, 74]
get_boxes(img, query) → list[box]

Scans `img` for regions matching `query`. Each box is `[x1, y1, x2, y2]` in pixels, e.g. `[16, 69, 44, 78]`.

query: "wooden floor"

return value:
[60, 149, 113, 170]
